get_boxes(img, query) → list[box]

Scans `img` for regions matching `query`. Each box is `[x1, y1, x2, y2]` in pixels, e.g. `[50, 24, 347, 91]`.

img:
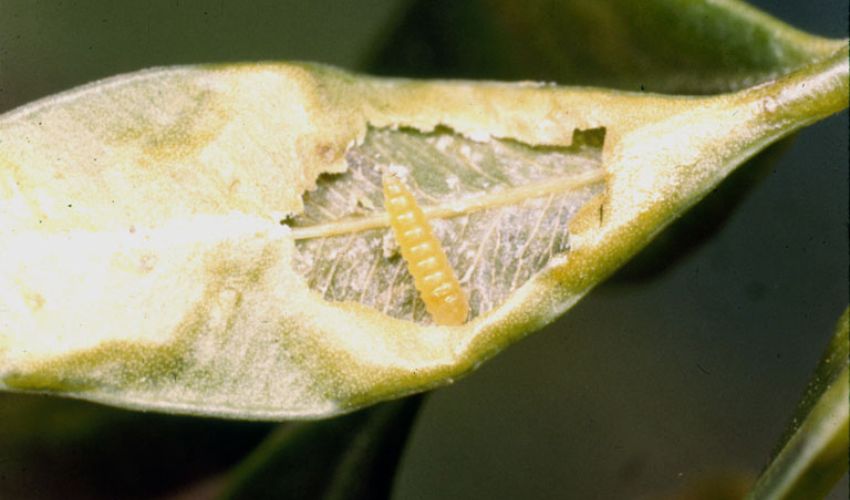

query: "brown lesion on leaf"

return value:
[568, 191, 608, 234]
[315, 142, 341, 164]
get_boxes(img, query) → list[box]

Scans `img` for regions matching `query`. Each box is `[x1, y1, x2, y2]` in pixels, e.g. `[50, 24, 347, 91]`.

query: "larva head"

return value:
[428, 289, 469, 326]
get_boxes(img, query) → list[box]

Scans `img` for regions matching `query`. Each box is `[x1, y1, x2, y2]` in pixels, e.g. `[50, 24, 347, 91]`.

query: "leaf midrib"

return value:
[288, 169, 606, 240]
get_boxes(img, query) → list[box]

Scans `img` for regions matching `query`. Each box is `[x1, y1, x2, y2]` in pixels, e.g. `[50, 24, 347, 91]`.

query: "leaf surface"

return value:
[220, 396, 423, 499]
[0, 35, 846, 419]
[370, 0, 841, 93]
[747, 308, 850, 500]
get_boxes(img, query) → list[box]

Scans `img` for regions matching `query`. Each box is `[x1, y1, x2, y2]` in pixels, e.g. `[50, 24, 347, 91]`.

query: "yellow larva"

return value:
[382, 170, 469, 326]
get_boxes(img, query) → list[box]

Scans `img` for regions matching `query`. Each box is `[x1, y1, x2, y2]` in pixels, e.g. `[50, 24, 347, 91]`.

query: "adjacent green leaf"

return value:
[0, 393, 272, 499]
[0, 15, 846, 418]
[369, 0, 840, 93]
[220, 396, 423, 499]
[747, 308, 850, 500]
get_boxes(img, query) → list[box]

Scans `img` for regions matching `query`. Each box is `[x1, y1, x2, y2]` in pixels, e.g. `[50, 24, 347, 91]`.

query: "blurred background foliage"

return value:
[0, 0, 847, 498]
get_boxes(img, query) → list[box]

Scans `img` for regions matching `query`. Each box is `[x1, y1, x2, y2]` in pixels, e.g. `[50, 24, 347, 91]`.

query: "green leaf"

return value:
[369, 0, 841, 93]
[219, 396, 423, 500]
[0, 13, 846, 419]
[0, 393, 272, 499]
[747, 308, 849, 500]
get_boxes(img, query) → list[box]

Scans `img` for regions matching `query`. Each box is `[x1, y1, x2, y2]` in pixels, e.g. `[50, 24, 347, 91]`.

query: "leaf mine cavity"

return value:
[287, 126, 607, 325]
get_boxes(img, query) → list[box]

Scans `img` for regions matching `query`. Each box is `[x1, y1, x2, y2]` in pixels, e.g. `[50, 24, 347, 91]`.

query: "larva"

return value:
[382, 170, 469, 326]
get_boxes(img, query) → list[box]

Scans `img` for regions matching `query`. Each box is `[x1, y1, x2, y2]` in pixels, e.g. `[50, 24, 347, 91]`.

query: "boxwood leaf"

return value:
[746, 308, 849, 500]
[219, 396, 423, 499]
[0, 393, 272, 498]
[0, 41, 846, 419]
[370, 0, 842, 93]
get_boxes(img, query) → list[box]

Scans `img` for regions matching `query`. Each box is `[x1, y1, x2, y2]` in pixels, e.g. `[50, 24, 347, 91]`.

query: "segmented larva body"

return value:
[382, 171, 469, 326]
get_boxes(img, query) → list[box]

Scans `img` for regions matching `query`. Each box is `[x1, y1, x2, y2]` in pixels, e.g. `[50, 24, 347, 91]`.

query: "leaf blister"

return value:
[289, 127, 606, 324]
